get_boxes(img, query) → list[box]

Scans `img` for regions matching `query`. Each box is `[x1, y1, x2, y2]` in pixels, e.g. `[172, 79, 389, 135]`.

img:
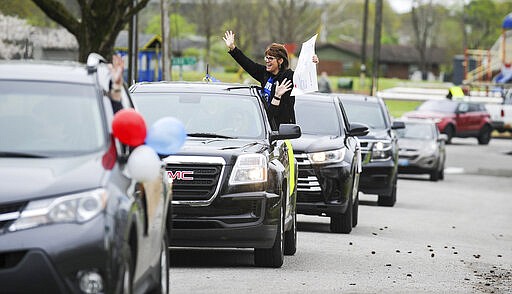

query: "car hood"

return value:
[403, 111, 454, 120]
[356, 129, 389, 141]
[0, 152, 106, 202]
[290, 134, 343, 153]
[168, 137, 267, 164]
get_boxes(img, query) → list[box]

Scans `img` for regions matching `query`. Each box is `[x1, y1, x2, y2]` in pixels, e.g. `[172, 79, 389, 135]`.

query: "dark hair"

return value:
[265, 43, 289, 70]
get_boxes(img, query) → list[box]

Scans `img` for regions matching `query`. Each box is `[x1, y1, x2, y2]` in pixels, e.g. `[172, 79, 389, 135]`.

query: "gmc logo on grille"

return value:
[167, 171, 194, 181]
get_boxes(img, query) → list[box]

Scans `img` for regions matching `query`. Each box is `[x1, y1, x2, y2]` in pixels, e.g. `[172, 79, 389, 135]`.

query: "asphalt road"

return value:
[168, 137, 512, 294]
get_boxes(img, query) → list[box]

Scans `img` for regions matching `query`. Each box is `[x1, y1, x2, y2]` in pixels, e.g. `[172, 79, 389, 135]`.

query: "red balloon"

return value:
[112, 109, 147, 147]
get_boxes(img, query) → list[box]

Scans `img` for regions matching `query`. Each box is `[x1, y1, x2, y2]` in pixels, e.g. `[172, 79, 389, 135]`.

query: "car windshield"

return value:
[341, 100, 387, 129]
[132, 93, 265, 139]
[417, 100, 458, 113]
[295, 98, 341, 135]
[0, 81, 105, 156]
[396, 122, 434, 140]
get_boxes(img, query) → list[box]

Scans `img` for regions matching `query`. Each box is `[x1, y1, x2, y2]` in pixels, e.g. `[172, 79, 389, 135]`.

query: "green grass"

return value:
[384, 99, 422, 119]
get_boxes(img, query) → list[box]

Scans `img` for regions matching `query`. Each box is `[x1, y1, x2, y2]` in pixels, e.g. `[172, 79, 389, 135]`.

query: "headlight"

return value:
[9, 188, 107, 232]
[307, 148, 346, 164]
[229, 154, 267, 185]
[371, 141, 393, 161]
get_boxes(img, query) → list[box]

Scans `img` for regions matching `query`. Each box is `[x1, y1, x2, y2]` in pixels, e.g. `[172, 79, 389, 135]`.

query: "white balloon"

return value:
[127, 145, 162, 182]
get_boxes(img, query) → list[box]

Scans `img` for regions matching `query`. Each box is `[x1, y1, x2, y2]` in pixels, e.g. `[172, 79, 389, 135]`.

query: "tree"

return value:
[411, 0, 436, 80]
[30, 0, 151, 62]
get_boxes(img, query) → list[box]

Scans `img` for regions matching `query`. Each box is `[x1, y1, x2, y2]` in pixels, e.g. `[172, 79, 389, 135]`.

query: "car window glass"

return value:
[467, 103, 479, 112]
[417, 100, 458, 113]
[341, 100, 387, 129]
[0, 81, 105, 155]
[457, 103, 469, 112]
[132, 93, 264, 139]
[295, 99, 341, 135]
[396, 122, 434, 139]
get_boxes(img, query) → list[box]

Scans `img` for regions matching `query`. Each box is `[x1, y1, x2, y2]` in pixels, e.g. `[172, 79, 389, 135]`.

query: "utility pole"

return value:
[161, 0, 171, 80]
[371, 0, 383, 96]
[360, 0, 369, 91]
[128, 0, 139, 85]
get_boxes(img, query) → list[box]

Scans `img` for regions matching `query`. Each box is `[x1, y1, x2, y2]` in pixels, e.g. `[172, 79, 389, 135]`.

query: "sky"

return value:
[387, 0, 470, 14]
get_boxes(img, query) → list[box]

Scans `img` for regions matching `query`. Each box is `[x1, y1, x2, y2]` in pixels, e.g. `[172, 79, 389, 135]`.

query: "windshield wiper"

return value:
[187, 133, 236, 139]
[0, 151, 48, 158]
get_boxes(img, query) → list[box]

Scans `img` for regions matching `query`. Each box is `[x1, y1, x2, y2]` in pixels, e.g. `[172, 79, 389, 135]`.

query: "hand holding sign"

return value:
[291, 34, 319, 96]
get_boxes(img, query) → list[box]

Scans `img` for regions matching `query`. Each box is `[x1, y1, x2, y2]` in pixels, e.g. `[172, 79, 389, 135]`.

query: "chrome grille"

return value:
[0, 202, 25, 233]
[166, 163, 223, 201]
[294, 153, 321, 192]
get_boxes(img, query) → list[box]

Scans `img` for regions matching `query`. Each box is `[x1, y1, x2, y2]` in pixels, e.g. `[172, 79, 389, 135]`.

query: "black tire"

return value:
[429, 168, 439, 181]
[330, 194, 352, 234]
[477, 125, 492, 145]
[444, 125, 454, 144]
[352, 192, 359, 228]
[284, 210, 297, 256]
[152, 232, 170, 294]
[438, 167, 445, 180]
[254, 203, 284, 268]
[377, 177, 397, 207]
[120, 244, 134, 294]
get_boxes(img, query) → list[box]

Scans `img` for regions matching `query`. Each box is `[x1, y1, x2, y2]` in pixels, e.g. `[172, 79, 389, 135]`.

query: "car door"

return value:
[455, 102, 472, 133]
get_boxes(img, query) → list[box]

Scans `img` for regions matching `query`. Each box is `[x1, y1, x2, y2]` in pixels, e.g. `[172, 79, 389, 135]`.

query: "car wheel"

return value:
[330, 193, 352, 234]
[153, 232, 170, 294]
[284, 209, 297, 256]
[254, 203, 284, 268]
[444, 125, 454, 144]
[477, 125, 492, 145]
[120, 244, 133, 294]
[429, 168, 439, 181]
[438, 167, 445, 180]
[377, 177, 397, 207]
[352, 191, 359, 228]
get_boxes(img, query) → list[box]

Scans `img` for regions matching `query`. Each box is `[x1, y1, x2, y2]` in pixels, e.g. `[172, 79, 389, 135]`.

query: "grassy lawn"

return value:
[384, 99, 423, 118]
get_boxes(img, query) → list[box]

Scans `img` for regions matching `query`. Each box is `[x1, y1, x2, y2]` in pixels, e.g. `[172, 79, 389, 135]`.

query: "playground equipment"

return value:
[463, 12, 512, 87]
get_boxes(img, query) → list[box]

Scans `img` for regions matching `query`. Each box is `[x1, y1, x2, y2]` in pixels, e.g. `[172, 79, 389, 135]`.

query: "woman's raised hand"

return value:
[275, 78, 293, 98]
[223, 31, 236, 51]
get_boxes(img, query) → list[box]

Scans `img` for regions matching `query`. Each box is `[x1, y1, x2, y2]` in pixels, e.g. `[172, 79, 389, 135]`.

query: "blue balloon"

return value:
[145, 117, 186, 155]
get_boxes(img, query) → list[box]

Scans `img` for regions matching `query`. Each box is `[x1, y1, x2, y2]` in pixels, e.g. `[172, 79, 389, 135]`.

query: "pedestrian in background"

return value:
[318, 71, 332, 93]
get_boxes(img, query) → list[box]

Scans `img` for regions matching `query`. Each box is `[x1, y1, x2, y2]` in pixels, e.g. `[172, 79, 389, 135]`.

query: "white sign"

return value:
[291, 34, 318, 96]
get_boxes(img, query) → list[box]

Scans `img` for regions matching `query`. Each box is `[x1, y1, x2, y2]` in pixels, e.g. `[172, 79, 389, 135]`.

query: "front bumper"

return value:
[359, 159, 396, 195]
[398, 153, 439, 174]
[295, 158, 353, 216]
[170, 191, 280, 249]
[0, 215, 116, 294]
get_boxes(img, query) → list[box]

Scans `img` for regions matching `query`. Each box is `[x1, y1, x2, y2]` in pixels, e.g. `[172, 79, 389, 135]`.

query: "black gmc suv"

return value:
[339, 94, 404, 207]
[292, 93, 368, 233]
[130, 82, 300, 268]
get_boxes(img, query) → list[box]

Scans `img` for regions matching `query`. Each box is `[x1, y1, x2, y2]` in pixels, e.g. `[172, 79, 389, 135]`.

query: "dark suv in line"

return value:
[339, 94, 404, 207]
[130, 82, 300, 268]
[292, 93, 368, 233]
[0, 55, 171, 293]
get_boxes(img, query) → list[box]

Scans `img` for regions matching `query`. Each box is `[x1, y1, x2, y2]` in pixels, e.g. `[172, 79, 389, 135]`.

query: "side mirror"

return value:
[438, 134, 448, 142]
[391, 120, 405, 130]
[348, 122, 369, 137]
[270, 124, 301, 142]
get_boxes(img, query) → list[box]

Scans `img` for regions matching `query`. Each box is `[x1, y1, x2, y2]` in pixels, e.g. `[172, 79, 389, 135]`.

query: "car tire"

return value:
[444, 125, 455, 144]
[477, 125, 492, 145]
[352, 192, 359, 228]
[330, 194, 352, 234]
[377, 177, 397, 207]
[284, 210, 297, 256]
[120, 244, 134, 294]
[152, 232, 170, 294]
[429, 168, 439, 181]
[254, 203, 284, 268]
[438, 167, 445, 180]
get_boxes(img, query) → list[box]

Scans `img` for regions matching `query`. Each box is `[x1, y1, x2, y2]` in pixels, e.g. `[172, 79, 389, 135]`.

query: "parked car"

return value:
[0, 55, 171, 294]
[485, 88, 512, 133]
[130, 81, 301, 268]
[291, 93, 368, 233]
[402, 99, 493, 145]
[339, 94, 404, 207]
[396, 119, 447, 181]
